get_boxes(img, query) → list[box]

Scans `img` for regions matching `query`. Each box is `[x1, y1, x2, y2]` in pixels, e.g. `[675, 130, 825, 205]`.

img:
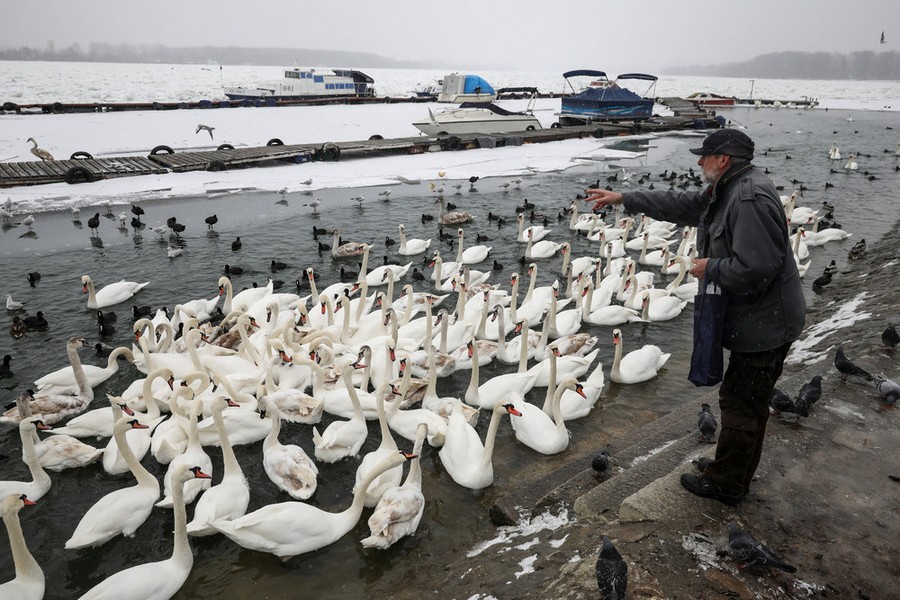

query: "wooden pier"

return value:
[0, 115, 724, 189]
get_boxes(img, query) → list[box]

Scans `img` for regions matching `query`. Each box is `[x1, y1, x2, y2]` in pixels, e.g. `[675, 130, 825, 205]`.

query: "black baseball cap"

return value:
[689, 129, 755, 160]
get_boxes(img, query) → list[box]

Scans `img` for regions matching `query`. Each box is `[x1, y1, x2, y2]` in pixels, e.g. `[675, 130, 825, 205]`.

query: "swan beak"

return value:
[226, 399, 240, 408]
[35, 420, 52, 431]
[218, 285, 224, 295]
[82, 284, 88, 293]
[503, 403, 523, 417]
[167, 376, 176, 389]
[120, 404, 135, 416]
[128, 419, 148, 429]
[514, 321, 523, 334]
[21, 495, 36, 506]
[191, 467, 213, 479]
[400, 451, 418, 460]
[575, 384, 587, 399]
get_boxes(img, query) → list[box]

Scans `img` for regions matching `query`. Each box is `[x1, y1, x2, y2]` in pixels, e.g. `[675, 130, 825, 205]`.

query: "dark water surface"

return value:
[1, 107, 898, 599]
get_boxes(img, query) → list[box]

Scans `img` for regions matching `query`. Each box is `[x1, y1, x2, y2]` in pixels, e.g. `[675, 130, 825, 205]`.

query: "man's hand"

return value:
[690, 257, 709, 279]
[584, 188, 623, 211]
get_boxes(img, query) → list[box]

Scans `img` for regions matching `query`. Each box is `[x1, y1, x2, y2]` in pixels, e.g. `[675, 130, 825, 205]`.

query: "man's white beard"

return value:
[701, 165, 720, 184]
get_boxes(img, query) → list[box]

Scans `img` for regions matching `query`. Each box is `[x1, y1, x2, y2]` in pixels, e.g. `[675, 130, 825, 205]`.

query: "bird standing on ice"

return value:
[26, 137, 54, 161]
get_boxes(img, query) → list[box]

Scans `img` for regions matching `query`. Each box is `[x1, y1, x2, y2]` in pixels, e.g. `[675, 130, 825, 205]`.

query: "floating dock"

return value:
[0, 115, 723, 189]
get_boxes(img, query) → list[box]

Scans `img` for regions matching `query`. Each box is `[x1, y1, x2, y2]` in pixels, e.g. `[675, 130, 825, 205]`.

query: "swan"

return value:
[384, 381, 448, 447]
[493, 307, 539, 365]
[610, 328, 670, 384]
[81, 274, 149, 309]
[524, 228, 563, 259]
[78, 464, 210, 600]
[210, 451, 414, 559]
[65, 417, 160, 549]
[0, 493, 44, 600]
[638, 235, 672, 268]
[624, 229, 673, 252]
[397, 224, 431, 256]
[640, 289, 687, 322]
[149, 375, 207, 465]
[582, 288, 642, 326]
[437, 196, 473, 224]
[791, 227, 810, 261]
[194, 391, 270, 448]
[464, 337, 538, 409]
[157, 399, 213, 508]
[516, 212, 551, 242]
[355, 384, 402, 507]
[258, 356, 324, 424]
[802, 218, 851, 246]
[262, 405, 318, 501]
[510, 379, 584, 455]
[361, 423, 427, 549]
[828, 140, 841, 160]
[0, 419, 52, 502]
[439, 401, 521, 490]
[559, 242, 597, 280]
[567, 201, 597, 231]
[102, 379, 170, 474]
[312, 366, 369, 462]
[420, 346, 479, 426]
[547, 281, 583, 339]
[331, 228, 369, 257]
[534, 298, 598, 360]
[664, 256, 699, 301]
[0, 337, 94, 427]
[456, 227, 491, 264]
[186, 398, 250, 536]
[33, 345, 134, 395]
[541, 346, 604, 421]
[844, 153, 858, 170]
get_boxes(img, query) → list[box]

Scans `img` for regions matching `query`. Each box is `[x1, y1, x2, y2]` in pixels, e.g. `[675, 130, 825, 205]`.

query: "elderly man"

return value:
[585, 128, 805, 505]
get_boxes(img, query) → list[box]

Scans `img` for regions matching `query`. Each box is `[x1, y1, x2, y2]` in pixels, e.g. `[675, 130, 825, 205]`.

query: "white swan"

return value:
[156, 399, 212, 508]
[361, 423, 427, 549]
[33, 346, 134, 395]
[101, 397, 155, 476]
[802, 219, 851, 246]
[664, 256, 699, 301]
[828, 140, 841, 160]
[542, 347, 604, 421]
[81, 274, 149, 309]
[79, 465, 210, 600]
[397, 224, 431, 256]
[547, 281, 583, 339]
[844, 153, 858, 171]
[210, 451, 414, 559]
[0, 493, 44, 600]
[0, 337, 94, 427]
[355, 384, 402, 507]
[510, 379, 583, 455]
[65, 417, 160, 549]
[384, 380, 448, 448]
[464, 337, 538, 409]
[640, 289, 687, 322]
[420, 346, 479, 426]
[528, 345, 600, 388]
[312, 366, 369, 462]
[0, 419, 52, 502]
[516, 213, 551, 242]
[439, 401, 520, 490]
[524, 227, 563, 259]
[186, 397, 250, 536]
[437, 196, 473, 224]
[609, 328, 670, 384]
[456, 227, 491, 264]
[262, 405, 318, 501]
[493, 307, 538, 365]
[258, 356, 324, 424]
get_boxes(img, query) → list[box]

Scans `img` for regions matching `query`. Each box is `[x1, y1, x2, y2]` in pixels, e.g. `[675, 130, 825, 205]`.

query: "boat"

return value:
[413, 79, 442, 100]
[436, 73, 496, 103]
[223, 67, 376, 102]
[412, 96, 542, 136]
[557, 70, 657, 125]
[686, 92, 736, 108]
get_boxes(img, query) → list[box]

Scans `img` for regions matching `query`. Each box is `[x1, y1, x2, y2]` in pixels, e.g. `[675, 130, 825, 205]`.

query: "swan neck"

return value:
[3, 508, 41, 581]
[518, 320, 529, 372]
[171, 474, 193, 564]
[117, 419, 156, 488]
[481, 406, 504, 467]
[542, 352, 557, 412]
[67, 339, 92, 400]
[19, 423, 47, 485]
[214, 403, 242, 477]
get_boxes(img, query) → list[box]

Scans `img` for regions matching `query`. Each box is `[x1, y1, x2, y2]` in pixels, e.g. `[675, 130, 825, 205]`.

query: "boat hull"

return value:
[559, 98, 653, 123]
[412, 115, 542, 136]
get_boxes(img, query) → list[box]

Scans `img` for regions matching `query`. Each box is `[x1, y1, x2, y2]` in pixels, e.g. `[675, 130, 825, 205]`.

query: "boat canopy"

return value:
[616, 73, 658, 82]
[458, 102, 523, 116]
[462, 75, 495, 95]
[573, 87, 644, 102]
[562, 69, 608, 79]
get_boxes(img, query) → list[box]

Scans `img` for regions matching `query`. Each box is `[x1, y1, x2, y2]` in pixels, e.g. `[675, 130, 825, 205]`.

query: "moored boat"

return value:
[557, 70, 657, 125]
[224, 67, 375, 101]
[436, 73, 496, 103]
[686, 92, 737, 108]
[412, 98, 542, 136]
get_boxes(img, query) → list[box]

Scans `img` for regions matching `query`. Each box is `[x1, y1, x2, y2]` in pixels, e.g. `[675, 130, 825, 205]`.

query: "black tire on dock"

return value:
[446, 136, 462, 151]
[550, 122, 560, 129]
[525, 125, 536, 131]
[266, 138, 284, 146]
[368, 134, 384, 141]
[592, 128, 606, 139]
[217, 143, 235, 151]
[206, 160, 227, 172]
[51, 102, 64, 114]
[321, 143, 341, 161]
[70, 151, 93, 160]
[150, 145, 174, 155]
[65, 165, 94, 184]
[2, 102, 19, 113]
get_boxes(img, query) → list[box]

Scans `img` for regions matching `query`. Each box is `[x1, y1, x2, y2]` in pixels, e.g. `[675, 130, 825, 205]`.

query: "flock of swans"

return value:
[0, 177, 854, 597]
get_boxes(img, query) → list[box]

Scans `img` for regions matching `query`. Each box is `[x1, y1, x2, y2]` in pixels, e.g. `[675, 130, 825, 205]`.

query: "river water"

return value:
[1, 105, 898, 598]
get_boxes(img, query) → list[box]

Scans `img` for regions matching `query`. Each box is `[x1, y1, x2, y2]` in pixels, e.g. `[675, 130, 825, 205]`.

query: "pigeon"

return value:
[595, 536, 628, 599]
[770, 387, 800, 415]
[725, 522, 797, 573]
[697, 403, 717, 443]
[795, 375, 823, 416]
[591, 450, 610, 480]
[881, 324, 899, 351]
[693, 456, 713, 473]
[874, 376, 900, 406]
[834, 345, 874, 382]
[6, 294, 25, 311]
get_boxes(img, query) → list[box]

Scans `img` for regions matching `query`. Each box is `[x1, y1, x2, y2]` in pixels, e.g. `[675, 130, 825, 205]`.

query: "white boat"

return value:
[436, 73, 496, 103]
[412, 98, 543, 136]
[224, 67, 375, 102]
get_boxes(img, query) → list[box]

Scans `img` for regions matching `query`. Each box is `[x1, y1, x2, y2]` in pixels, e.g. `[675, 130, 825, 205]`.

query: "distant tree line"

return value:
[0, 42, 445, 69]
[666, 51, 900, 80]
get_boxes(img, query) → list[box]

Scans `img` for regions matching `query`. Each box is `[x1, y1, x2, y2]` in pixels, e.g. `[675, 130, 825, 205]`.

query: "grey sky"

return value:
[2, 0, 895, 72]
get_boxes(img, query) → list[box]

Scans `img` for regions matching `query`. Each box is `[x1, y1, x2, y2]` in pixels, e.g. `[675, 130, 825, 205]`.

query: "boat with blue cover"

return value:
[557, 70, 657, 125]
[436, 73, 497, 103]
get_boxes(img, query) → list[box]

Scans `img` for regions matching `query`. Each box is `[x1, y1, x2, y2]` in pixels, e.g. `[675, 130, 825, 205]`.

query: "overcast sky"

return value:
[2, 0, 895, 72]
